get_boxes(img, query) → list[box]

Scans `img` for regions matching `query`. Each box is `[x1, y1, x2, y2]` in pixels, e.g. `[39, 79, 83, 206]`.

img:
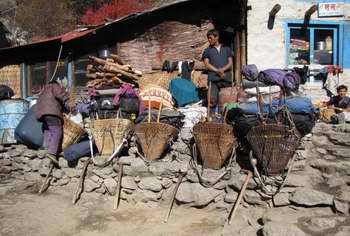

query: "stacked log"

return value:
[86, 54, 142, 89]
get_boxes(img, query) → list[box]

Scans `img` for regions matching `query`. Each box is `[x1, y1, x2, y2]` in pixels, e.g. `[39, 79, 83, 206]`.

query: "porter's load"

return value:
[135, 122, 178, 161]
[0, 85, 14, 100]
[90, 113, 134, 156]
[14, 104, 43, 149]
[192, 82, 237, 170]
[169, 78, 200, 107]
[193, 122, 237, 169]
[63, 140, 98, 162]
[135, 99, 178, 161]
[62, 116, 86, 150]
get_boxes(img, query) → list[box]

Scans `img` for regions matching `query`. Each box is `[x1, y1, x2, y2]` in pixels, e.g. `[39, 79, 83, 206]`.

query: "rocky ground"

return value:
[0, 123, 349, 236]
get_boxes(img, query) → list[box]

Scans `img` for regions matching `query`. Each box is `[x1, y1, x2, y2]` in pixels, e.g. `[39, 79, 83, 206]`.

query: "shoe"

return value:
[46, 153, 59, 166]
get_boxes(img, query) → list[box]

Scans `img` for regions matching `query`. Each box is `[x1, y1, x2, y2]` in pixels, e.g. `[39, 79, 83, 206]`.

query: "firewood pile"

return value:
[86, 54, 142, 89]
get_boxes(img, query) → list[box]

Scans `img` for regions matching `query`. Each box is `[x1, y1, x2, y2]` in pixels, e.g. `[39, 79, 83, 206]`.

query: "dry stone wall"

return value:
[1, 123, 350, 236]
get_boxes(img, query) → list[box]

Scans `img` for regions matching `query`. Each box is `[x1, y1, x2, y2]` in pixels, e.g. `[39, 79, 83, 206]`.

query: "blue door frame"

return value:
[284, 19, 348, 68]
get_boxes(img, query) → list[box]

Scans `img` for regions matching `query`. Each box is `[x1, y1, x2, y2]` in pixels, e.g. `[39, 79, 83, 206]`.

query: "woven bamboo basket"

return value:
[193, 122, 237, 170]
[62, 117, 86, 150]
[247, 124, 300, 176]
[139, 71, 178, 91]
[140, 86, 175, 109]
[91, 118, 134, 155]
[135, 122, 178, 161]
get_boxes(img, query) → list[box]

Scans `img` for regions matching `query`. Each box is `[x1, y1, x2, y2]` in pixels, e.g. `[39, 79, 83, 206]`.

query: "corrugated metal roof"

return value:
[0, 0, 195, 53]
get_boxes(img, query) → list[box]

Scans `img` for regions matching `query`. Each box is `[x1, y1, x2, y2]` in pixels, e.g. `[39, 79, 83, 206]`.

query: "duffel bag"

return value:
[14, 104, 43, 149]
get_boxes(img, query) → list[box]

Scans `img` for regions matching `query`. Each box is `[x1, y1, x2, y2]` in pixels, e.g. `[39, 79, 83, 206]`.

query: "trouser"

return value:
[208, 80, 232, 108]
[42, 115, 63, 156]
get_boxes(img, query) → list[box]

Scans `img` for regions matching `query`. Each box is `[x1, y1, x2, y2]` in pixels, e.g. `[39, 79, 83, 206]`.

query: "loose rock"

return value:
[244, 190, 266, 206]
[52, 169, 65, 179]
[138, 177, 163, 192]
[161, 178, 172, 189]
[176, 182, 223, 207]
[224, 188, 237, 204]
[302, 216, 347, 233]
[23, 150, 38, 159]
[273, 193, 290, 207]
[289, 188, 333, 206]
[121, 176, 137, 190]
[334, 226, 350, 236]
[334, 199, 349, 214]
[55, 177, 71, 186]
[0, 159, 12, 166]
[65, 168, 80, 178]
[29, 159, 42, 171]
[262, 221, 306, 236]
[84, 179, 101, 192]
[104, 178, 118, 195]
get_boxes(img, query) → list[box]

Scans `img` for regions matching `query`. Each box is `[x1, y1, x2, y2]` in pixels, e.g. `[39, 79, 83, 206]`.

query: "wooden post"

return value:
[234, 31, 241, 86]
[240, 29, 246, 67]
[240, 0, 247, 72]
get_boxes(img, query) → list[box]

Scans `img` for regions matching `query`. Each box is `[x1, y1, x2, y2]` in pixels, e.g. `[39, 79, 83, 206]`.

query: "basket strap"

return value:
[190, 146, 234, 188]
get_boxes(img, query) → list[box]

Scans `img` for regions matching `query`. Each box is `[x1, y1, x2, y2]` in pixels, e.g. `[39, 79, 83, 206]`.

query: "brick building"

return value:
[0, 0, 246, 98]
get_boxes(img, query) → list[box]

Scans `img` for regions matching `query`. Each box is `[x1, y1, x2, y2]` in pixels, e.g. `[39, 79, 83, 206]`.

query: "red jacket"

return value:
[35, 82, 69, 121]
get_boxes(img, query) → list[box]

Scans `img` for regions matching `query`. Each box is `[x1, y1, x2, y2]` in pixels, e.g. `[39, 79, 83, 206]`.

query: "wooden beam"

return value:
[234, 31, 241, 85]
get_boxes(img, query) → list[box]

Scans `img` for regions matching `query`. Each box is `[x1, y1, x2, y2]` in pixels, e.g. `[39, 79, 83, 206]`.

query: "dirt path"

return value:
[0, 183, 260, 236]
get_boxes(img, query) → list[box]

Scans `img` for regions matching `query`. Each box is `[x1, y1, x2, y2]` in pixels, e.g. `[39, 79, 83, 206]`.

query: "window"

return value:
[28, 62, 47, 95]
[26, 60, 67, 96]
[286, 23, 339, 66]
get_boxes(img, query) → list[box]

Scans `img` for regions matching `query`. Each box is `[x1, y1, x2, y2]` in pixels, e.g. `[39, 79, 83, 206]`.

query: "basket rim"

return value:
[135, 122, 179, 132]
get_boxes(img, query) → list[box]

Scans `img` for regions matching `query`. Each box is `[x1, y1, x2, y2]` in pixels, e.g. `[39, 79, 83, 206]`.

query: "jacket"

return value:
[35, 82, 69, 121]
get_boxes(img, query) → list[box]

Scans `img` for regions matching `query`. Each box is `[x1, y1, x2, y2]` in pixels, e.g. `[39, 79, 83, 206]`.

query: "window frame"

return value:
[284, 20, 344, 69]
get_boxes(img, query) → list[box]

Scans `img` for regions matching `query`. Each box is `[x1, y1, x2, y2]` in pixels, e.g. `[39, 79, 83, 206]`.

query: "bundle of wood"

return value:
[86, 54, 142, 89]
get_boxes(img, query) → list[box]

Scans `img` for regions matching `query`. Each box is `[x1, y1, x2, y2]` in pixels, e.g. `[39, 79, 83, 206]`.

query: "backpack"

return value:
[0, 85, 14, 100]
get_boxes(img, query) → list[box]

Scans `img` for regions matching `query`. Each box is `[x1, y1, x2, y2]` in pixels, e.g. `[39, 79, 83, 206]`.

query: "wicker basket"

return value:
[91, 118, 134, 155]
[62, 117, 86, 150]
[140, 86, 175, 109]
[247, 124, 300, 176]
[140, 71, 178, 91]
[193, 122, 237, 170]
[135, 122, 178, 161]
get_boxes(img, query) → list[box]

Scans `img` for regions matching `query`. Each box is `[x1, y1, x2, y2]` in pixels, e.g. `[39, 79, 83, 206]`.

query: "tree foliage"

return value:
[70, 0, 112, 17]
[80, 0, 152, 25]
[15, 0, 76, 41]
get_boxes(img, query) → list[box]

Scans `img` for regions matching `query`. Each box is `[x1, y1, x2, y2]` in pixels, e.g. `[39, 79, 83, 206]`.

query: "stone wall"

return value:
[1, 123, 349, 217]
[1, 122, 350, 234]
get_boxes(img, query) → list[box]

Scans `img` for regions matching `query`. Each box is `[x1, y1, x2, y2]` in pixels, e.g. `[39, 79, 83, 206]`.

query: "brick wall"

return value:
[119, 20, 214, 73]
[0, 65, 21, 98]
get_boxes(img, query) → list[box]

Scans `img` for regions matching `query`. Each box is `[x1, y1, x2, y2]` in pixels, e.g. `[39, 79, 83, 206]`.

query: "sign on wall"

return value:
[318, 2, 344, 17]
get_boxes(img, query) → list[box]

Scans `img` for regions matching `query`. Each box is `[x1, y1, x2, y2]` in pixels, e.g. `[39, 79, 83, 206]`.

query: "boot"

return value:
[46, 153, 59, 167]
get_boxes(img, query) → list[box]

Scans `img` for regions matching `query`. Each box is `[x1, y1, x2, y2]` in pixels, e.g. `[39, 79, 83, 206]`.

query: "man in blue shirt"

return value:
[327, 85, 350, 124]
[202, 29, 233, 110]
[327, 85, 350, 113]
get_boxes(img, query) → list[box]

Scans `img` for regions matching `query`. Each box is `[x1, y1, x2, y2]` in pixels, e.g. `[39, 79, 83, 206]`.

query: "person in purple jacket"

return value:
[35, 79, 74, 166]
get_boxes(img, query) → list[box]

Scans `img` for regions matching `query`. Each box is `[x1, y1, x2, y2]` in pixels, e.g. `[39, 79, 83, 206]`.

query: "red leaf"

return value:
[81, 0, 152, 25]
